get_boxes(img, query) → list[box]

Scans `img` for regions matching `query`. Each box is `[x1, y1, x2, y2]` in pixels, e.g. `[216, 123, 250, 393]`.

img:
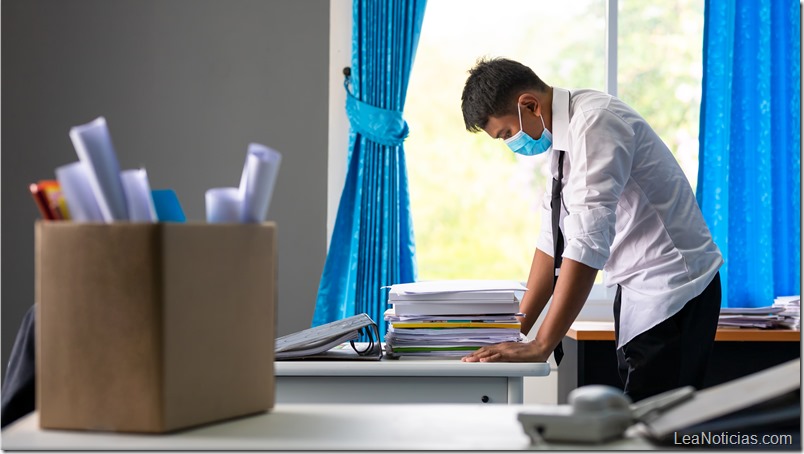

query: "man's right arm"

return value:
[518, 247, 556, 335]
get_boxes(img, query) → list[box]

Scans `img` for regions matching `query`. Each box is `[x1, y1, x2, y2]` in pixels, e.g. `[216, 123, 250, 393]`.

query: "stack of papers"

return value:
[717, 305, 792, 329]
[772, 296, 800, 330]
[384, 280, 526, 358]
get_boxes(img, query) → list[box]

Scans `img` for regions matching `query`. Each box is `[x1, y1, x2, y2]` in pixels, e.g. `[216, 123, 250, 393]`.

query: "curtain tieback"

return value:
[344, 78, 409, 147]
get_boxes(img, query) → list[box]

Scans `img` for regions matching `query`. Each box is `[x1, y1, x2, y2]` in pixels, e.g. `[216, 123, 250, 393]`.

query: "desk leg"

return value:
[557, 337, 578, 404]
[507, 377, 523, 404]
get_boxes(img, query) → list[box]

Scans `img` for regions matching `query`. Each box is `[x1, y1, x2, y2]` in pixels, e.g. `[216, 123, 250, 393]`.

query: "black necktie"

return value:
[551, 150, 566, 366]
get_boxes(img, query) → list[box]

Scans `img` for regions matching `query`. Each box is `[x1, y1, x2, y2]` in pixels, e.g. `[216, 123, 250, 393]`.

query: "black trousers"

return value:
[613, 273, 721, 402]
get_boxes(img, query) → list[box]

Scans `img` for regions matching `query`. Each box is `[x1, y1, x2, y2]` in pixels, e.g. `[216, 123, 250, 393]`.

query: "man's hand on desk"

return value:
[461, 340, 549, 363]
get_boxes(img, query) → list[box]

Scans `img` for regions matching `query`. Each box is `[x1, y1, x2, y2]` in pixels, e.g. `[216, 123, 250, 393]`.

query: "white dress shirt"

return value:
[536, 88, 723, 348]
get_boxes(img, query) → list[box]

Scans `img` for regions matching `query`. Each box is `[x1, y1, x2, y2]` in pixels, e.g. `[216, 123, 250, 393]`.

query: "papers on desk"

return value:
[388, 279, 527, 296]
[386, 329, 525, 357]
[773, 295, 800, 329]
[388, 280, 525, 316]
[384, 280, 526, 358]
[718, 296, 801, 329]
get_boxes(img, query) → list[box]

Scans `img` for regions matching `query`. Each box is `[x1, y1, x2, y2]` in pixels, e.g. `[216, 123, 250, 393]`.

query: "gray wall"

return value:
[2, 0, 330, 379]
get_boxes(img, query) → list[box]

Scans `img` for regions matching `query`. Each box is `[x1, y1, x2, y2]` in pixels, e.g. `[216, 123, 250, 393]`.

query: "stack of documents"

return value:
[717, 305, 790, 329]
[384, 280, 526, 358]
[772, 296, 800, 330]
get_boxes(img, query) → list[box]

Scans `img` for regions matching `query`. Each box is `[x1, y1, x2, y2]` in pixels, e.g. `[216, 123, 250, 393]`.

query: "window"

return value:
[404, 0, 703, 281]
[618, 0, 704, 183]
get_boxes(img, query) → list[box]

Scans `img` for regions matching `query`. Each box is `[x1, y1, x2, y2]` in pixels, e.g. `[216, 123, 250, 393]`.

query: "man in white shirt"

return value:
[459, 58, 723, 402]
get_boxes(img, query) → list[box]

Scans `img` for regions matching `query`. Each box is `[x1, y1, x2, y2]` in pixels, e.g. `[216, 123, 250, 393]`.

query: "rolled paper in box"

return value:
[239, 143, 282, 223]
[206, 187, 241, 223]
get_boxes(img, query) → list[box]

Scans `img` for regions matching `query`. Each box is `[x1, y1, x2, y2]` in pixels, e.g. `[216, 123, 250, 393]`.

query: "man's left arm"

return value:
[528, 258, 598, 359]
[461, 258, 596, 362]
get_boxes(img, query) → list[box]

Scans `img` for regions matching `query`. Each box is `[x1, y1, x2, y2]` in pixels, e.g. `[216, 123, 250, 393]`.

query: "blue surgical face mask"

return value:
[504, 104, 553, 156]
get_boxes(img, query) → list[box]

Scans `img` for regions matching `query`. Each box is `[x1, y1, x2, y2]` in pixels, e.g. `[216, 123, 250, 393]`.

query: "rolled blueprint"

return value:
[120, 168, 158, 222]
[68, 117, 129, 221]
[55, 161, 104, 222]
[238, 143, 282, 223]
[206, 187, 241, 223]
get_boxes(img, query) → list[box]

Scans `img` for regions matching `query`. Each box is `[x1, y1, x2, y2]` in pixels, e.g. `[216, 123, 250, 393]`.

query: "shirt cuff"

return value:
[536, 235, 554, 258]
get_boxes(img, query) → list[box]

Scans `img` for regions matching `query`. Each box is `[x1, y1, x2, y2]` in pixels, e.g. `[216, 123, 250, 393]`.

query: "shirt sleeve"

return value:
[562, 108, 635, 270]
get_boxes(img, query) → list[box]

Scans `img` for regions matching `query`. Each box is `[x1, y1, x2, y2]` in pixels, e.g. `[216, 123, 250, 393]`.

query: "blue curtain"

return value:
[313, 0, 425, 337]
[697, 0, 800, 307]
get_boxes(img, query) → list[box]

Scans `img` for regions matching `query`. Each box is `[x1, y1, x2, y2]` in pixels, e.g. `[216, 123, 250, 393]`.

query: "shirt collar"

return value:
[551, 87, 571, 151]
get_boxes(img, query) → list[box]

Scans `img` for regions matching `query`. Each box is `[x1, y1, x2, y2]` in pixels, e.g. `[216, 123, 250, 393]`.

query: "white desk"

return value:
[275, 358, 550, 404]
[1, 405, 655, 451]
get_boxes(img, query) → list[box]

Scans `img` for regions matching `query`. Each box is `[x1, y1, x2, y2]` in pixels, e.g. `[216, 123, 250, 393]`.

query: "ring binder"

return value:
[275, 314, 382, 360]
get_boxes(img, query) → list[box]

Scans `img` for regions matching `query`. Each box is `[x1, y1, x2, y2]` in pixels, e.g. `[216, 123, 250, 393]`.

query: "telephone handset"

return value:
[518, 385, 633, 444]
[518, 384, 695, 444]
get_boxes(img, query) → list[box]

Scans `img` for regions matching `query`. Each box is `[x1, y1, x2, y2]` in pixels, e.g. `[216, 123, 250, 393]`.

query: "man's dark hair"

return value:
[461, 57, 549, 132]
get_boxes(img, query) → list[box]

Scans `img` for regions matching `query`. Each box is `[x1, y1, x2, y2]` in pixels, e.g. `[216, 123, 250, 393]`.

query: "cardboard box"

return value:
[35, 221, 276, 433]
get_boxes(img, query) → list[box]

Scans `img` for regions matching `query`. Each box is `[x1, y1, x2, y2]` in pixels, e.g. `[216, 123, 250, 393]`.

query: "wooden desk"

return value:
[275, 358, 550, 404]
[559, 321, 801, 404]
[567, 321, 801, 342]
[0, 405, 656, 451]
